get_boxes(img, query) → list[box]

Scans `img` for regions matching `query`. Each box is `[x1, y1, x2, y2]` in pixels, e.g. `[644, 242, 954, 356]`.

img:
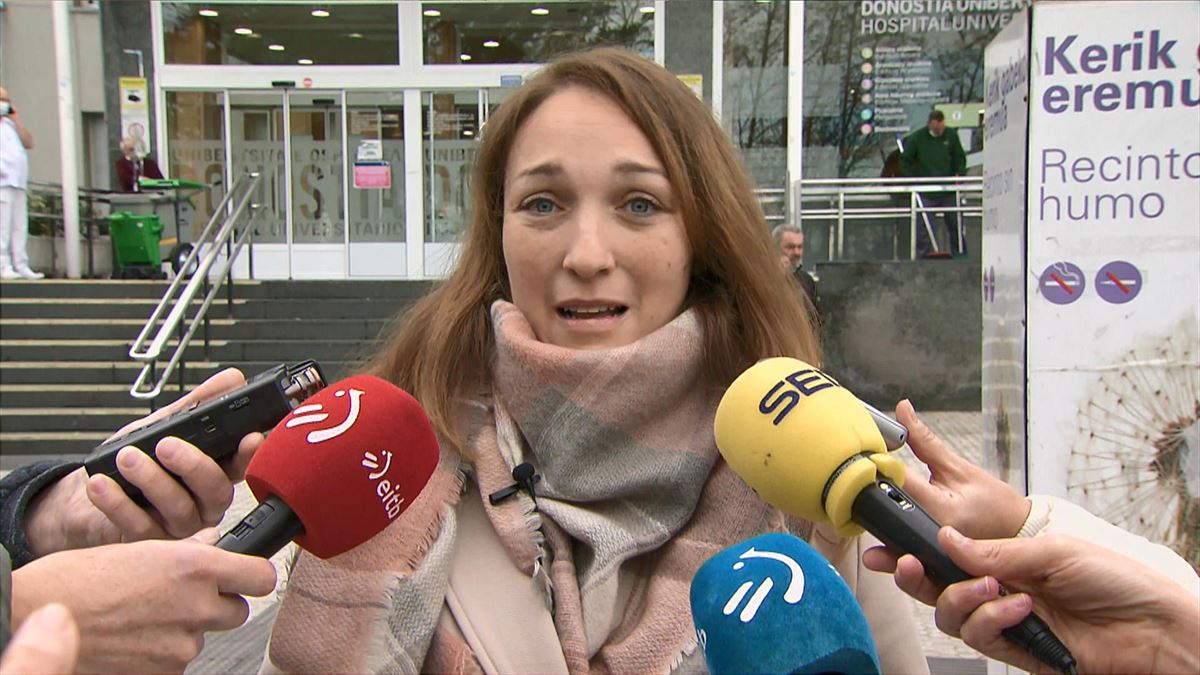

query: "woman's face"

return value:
[502, 87, 691, 350]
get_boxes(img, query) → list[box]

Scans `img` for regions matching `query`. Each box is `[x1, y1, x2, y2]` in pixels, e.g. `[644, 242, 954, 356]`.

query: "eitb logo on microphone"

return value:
[722, 546, 806, 623]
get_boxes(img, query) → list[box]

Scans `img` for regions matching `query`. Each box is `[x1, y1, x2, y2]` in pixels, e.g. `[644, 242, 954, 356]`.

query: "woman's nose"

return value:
[561, 208, 616, 278]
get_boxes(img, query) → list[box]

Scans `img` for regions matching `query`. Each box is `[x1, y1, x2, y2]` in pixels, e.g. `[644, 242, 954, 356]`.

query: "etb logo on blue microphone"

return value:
[690, 533, 881, 675]
[723, 546, 806, 623]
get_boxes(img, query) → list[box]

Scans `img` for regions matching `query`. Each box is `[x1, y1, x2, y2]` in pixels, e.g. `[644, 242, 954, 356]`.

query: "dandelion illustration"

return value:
[1067, 317, 1199, 571]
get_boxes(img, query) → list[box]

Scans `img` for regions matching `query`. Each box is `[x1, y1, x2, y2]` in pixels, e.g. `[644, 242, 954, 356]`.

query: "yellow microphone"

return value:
[714, 357, 1078, 675]
[713, 357, 906, 537]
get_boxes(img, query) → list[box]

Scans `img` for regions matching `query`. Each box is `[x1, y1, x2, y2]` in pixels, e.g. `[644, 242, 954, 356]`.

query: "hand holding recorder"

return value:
[22, 367, 284, 557]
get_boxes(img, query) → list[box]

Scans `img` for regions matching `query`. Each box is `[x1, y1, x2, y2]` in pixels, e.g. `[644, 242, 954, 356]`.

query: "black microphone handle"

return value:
[851, 479, 1078, 675]
[216, 494, 305, 558]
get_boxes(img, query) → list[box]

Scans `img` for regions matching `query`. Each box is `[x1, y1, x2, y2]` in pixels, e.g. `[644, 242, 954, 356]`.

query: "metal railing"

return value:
[26, 181, 119, 277]
[793, 176, 983, 260]
[127, 172, 262, 403]
[754, 187, 788, 224]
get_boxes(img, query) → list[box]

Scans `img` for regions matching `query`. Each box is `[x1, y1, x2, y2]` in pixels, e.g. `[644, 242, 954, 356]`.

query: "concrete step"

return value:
[0, 318, 213, 341]
[211, 318, 391, 341]
[0, 384, 138, 408]
[251, 280, 435, 301]
[0, 407, 145, 432]
[0, 279, 435, 302]
[203, 298, 413, 321]
[0, 297, 224, 320]
[0, 361, 219, 385]
[0, 431, 108, 457]
[0, 279, 178, 299]
[2, 316, 392, 342]
[0, 338, 373, 365]
[207, 339, 379, 364]
[0, 339, 218, 363]
[0, 359, 361, 395]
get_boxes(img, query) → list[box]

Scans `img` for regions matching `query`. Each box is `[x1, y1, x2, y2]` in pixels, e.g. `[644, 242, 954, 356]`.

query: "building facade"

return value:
[5, 0, 1025, 279]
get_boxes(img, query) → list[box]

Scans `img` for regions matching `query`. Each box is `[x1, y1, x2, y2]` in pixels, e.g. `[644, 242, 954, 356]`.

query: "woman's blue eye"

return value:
[528, 198, 556, 214]
[627, 197, 656, 215]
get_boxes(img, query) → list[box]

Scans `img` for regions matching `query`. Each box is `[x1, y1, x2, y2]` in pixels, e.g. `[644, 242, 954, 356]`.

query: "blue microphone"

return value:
[690, 533, 881, 675]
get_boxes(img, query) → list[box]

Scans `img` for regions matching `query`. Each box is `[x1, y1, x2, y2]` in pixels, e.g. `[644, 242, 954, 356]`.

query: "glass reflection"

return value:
[723, 0, 788, 197]
[165, 91, 227, 236]
[423, 91, 479, 243]
[290, 93, 344, 245]
[423, 1, 653, 64]
[347, 92, 405, 244]
[163, 2, 398, 65]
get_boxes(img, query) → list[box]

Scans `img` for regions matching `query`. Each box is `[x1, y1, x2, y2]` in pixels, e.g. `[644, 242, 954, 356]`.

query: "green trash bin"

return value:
[108, 211, 165, 272]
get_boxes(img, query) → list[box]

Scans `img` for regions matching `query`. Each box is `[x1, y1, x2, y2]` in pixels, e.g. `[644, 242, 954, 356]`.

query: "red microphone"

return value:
[216, 375, 440, 559]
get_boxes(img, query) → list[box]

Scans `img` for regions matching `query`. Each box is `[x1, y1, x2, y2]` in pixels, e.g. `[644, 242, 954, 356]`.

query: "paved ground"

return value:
[5, 410, 994, 672]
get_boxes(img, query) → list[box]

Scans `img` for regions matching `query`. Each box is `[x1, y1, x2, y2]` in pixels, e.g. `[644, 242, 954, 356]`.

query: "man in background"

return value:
[773, 224, 820, 325]
[115, 136, 164, 192]
[901, 109, 967, 258]
[0, 86, 44, 280]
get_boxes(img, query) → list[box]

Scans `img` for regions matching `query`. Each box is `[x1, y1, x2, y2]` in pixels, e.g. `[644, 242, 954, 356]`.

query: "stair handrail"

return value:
[127, 172, 262, 401]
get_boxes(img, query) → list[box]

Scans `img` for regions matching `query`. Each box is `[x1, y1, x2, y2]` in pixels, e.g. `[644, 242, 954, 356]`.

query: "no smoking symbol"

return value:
[1095, 261, 1142, 304]
[1039, 262, 1085, 305]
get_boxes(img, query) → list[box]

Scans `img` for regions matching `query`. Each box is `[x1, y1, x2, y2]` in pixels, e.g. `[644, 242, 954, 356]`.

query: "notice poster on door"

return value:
[1025, 1, 1199, 568]
[353, 161, 391, 189]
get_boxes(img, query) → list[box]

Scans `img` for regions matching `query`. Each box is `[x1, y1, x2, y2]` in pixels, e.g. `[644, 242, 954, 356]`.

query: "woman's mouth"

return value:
[556, 305, 629, 320]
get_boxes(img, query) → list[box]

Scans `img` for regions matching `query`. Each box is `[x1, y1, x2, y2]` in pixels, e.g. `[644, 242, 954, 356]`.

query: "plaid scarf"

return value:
[266, 302, 806, 674]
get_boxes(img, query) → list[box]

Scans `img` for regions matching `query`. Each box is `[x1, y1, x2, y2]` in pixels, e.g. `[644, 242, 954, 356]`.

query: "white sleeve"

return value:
[1018, 495, 1199, 597]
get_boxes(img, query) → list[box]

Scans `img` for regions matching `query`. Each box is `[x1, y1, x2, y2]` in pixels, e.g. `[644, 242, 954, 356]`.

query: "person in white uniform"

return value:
[0, 86, 43, 280]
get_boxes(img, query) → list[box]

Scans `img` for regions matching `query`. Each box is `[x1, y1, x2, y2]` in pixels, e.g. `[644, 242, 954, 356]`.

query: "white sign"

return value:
[1025, 0, 1199, 566]
[356, 139, 383, 161]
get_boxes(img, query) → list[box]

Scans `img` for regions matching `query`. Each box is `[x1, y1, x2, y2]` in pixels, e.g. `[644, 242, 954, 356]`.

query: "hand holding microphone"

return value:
[919, 529, 1200, 675]
[886, 399, 1033, 541]
[714, 358, 1078, 675]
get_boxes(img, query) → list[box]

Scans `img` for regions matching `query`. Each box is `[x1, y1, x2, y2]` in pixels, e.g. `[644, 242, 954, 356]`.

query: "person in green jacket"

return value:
[901, 109, 967, 258]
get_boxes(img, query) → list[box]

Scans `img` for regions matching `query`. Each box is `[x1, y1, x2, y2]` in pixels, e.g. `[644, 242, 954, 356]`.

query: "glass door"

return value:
[229, 91, 288, 278]
[346, 91, 406, 277]
[226, 90, 348, 279]
[423, 89, 482, 276]
[288, 91, 347, 278]
[164, 91, 227, 241]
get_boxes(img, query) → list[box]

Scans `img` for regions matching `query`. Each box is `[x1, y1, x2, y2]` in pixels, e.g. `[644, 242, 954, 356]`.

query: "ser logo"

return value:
[758, 368, 840, 425]
[723, 546, 805, 623]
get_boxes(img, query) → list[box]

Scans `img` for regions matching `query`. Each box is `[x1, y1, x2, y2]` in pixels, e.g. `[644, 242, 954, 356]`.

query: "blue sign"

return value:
[1039, 262, 1084, 305]
[1095, 261, 1142, 304]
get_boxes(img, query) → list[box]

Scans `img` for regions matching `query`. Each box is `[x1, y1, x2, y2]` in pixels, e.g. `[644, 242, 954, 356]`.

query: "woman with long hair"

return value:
[263, 48, 926, 674]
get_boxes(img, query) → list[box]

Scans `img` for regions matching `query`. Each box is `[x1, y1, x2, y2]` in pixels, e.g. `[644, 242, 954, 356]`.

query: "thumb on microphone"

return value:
[938, 526, 1062, 583]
